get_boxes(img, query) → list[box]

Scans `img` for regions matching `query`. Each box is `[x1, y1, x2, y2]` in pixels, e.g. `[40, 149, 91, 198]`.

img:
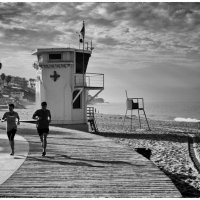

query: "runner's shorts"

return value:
[37, 128, 49, 136]
[7, 129, 17, 141]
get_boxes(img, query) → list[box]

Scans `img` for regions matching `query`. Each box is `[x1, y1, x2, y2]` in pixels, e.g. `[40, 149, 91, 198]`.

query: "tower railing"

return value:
[87, 106, 95, 120]
[74, 73, 104, 89]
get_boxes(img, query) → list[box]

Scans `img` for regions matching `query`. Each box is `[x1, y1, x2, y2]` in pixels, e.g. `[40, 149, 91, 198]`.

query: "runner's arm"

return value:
[1, 113, 7, 122]
[48, 111, 51, 123]
[32, 111, 38, 120]
[17, 113, 20, 125]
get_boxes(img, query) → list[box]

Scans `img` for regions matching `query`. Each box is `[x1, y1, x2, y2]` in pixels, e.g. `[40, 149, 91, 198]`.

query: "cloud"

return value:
[0, 2, 199, 55]
[0, 1, 199, 104]
[0, 3, 30, 17]
[2, 27, 63, 51]
[97, 36, 119, 46]
[123, 3, 200, 33]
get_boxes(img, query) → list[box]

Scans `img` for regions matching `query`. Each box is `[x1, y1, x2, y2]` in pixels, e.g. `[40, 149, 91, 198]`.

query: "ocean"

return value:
[91, 101, 200, 122]
[0, 101, 199, 123]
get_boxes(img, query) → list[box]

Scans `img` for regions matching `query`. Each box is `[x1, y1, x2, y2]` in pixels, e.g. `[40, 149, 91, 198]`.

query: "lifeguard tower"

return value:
[32, 46, 104, 131]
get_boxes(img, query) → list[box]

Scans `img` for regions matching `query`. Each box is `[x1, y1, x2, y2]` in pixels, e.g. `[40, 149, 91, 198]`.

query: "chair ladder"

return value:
[138, 108, 151, 131]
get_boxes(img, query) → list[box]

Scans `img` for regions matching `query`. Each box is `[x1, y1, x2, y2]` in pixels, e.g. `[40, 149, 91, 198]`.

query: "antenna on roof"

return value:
[91, 40, 94, 51]
[76, 32, 81, 49]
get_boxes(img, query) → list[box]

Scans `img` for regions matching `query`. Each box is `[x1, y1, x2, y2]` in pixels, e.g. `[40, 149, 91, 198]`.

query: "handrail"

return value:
[85, 72, 104, 75]
[87, 107, 95, 119]
[74, 73, 104, 88]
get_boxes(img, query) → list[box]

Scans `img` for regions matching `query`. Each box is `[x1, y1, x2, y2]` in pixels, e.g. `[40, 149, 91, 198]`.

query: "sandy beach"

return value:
[94, 113, 200, 197]
[0, 105, 200, 197]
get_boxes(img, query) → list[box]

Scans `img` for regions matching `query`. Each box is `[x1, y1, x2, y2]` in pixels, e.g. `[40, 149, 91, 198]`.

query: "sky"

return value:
[0, 2, 200, 103]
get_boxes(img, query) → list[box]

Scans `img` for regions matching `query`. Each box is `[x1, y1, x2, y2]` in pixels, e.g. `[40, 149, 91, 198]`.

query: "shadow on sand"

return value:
[95, 131, 200, 197]
[162, 168, 200, 197]
[93, 131, 189, 143]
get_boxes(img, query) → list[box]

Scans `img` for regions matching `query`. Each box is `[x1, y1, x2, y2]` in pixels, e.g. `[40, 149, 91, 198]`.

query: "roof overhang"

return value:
[32, 48, 92, 55]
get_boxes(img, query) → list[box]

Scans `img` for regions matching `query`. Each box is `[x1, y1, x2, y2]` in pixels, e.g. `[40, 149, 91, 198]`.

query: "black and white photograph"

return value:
[0, 1, 200, 198]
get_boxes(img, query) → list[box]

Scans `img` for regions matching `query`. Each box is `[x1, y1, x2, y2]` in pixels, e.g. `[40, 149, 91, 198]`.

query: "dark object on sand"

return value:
[135, 148, 151, 160]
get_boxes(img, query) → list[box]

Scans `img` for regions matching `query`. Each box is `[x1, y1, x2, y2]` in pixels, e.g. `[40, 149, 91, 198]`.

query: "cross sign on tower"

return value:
[50, 71, 60, 82]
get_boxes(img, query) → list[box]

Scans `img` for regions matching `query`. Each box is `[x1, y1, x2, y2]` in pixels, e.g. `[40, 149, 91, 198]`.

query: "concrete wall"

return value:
[41, 67, 72, 121]
[34, 49, 90, 125]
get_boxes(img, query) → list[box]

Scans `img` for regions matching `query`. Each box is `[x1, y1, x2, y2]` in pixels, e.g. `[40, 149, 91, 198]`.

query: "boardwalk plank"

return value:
[0, 123, 181, 198]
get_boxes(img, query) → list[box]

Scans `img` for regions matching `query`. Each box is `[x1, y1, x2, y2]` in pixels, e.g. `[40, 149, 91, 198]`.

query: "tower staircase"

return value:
[87, 107, 98, 133]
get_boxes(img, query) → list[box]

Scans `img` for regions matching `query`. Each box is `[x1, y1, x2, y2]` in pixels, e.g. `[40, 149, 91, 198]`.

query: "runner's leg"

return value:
[38, 129, 43, 147]
[10, 140, 14, 155]
[43, 132, 47, 155]
[10, 130, 16, 155]
[39, 135, 43, 147]
[7, 131, 15, 155]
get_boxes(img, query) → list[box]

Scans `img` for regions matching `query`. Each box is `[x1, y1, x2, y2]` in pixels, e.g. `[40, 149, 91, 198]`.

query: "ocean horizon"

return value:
[91, 101, 200, 122]
[0, 101, 199, 123]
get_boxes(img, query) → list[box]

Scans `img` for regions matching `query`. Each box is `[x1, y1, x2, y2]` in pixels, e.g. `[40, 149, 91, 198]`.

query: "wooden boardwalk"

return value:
[0, 123, 181, 198]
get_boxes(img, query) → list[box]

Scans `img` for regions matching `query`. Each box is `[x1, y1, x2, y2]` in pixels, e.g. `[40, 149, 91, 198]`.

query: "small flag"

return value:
[80, 21, 85, 40]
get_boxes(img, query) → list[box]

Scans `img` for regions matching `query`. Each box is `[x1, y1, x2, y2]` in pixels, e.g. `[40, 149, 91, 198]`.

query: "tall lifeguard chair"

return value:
[123, 90, 151, 131]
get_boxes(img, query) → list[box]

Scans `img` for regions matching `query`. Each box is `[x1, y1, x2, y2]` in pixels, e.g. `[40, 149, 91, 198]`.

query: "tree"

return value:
[29, 78, 35, 88]
[1, 73, 6, 86]
[5, 75, 12, 86]
[0, 64, 2, 89]
[22, 78, 28, 89]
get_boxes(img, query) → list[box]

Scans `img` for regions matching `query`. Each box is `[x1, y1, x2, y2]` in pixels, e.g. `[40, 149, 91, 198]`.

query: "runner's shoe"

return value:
[42, 152, 46, 157]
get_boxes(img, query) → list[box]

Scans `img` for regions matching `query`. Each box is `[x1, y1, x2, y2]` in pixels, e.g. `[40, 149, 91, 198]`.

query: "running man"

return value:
[1, 104, 20, 156]
[32, 101, 51, 156]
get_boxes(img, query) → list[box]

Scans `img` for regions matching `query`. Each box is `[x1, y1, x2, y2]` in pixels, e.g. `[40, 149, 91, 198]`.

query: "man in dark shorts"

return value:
[32, 102, 51, 156]
[1, 104, 20, 156]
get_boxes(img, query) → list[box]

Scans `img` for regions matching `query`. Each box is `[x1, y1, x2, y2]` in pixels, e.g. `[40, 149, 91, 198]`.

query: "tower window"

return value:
[49, 53, 62, 61]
